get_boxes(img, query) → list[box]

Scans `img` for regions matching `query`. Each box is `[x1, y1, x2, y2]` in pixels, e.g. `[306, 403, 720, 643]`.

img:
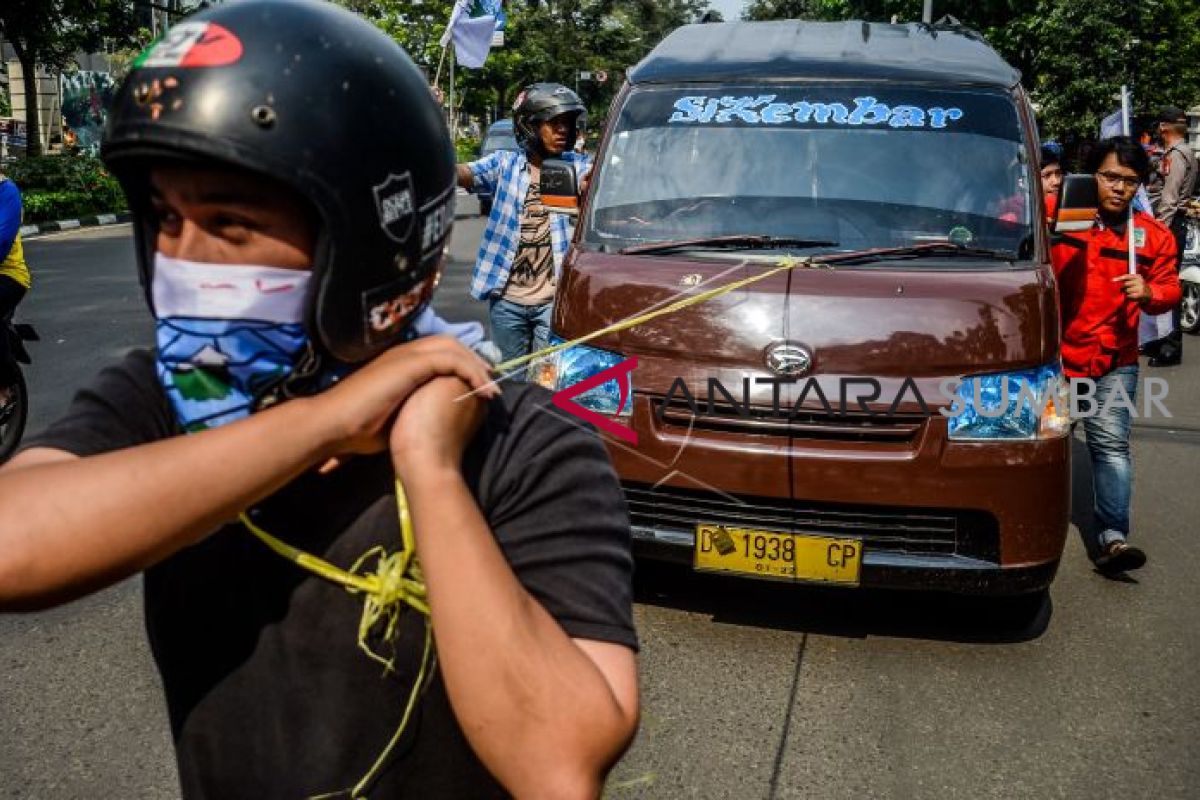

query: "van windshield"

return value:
[586, 85, 1035, 259]
[483, 128, 518, 153]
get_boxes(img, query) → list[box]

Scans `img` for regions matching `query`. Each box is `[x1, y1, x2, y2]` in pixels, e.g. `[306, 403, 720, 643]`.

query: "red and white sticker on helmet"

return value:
[135, 22, 244, 69]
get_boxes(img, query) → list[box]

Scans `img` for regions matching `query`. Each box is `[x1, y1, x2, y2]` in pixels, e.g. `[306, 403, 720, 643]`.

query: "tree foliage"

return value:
[0, 0, 141, 155]
[743, 0, 1200, 142]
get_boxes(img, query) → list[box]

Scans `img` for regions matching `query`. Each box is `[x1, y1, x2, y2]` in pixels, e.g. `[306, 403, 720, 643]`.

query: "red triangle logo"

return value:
[551, 357, 638, 444]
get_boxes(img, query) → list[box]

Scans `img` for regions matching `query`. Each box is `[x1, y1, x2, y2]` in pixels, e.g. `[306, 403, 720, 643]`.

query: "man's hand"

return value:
[1113, 272, 1153, 305]
[580, 167, 594, 197]
[391, 376, 489, 477]
[312, 336, 497, 457]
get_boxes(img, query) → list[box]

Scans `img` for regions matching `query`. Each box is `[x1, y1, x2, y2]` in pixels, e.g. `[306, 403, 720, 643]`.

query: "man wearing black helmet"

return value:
[457, 83, 591, 371]
[0, 3, 638, 798]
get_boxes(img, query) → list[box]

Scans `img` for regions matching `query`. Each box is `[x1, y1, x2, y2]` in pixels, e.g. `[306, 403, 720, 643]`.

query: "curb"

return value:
[21, 197, 481, 240]
[20, 211, 133, 238]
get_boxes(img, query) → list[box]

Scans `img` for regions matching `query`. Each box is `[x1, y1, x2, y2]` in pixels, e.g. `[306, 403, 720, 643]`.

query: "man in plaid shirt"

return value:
[457, 83, 592, 372]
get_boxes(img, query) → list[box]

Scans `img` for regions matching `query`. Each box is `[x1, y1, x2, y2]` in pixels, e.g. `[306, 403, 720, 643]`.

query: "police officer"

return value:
[1145, 106, 1198, 366]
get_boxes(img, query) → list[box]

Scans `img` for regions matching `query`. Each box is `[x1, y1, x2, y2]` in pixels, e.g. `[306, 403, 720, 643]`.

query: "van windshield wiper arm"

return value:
[620, 235, 840, 256]
[820, 242, 1017, 265]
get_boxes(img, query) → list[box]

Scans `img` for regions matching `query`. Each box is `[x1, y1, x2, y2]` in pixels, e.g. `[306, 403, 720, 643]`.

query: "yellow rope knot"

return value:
[346, 544, 428, 672]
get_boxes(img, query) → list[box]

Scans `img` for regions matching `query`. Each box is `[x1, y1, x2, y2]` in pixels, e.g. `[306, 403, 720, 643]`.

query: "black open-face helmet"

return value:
[512, 82, 586, 156]
[101, 0, 456, 365]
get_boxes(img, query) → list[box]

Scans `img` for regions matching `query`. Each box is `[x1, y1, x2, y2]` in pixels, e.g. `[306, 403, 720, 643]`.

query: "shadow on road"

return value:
[634, 561, 1052, 645]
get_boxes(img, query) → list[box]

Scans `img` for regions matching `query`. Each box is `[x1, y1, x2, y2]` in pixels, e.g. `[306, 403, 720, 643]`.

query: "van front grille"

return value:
[650, 395, 926, 442]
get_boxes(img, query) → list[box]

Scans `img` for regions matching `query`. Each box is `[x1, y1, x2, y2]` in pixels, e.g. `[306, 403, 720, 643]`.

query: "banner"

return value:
[61, 71, 116, 155]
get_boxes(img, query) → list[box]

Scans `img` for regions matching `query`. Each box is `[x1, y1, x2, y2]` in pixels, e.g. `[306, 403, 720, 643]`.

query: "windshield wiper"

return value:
[620, 235, 839, 256]
[822, 242, 1017, 265]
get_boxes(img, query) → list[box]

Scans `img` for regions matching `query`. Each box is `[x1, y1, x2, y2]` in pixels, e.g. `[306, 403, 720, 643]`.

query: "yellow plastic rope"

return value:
[239, 254, 820, 795]
[239, 479, 432, 799]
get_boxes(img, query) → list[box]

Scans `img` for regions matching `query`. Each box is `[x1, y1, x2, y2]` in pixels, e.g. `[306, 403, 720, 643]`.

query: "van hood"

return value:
[552, 250, 1057, 404]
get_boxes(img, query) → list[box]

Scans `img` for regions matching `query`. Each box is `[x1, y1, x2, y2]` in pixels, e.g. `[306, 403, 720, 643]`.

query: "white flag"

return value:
[1100, 109, 1123, 140]
[439, 0, 496, 69]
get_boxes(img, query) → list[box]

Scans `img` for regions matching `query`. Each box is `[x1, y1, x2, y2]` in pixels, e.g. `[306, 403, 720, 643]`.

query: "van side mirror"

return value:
[1052, 173, 1099, 234]
[540, 158, 579, 217]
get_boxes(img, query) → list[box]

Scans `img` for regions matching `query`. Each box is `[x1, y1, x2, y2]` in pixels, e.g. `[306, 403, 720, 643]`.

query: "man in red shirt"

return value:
[1051, 136, 1181, 575]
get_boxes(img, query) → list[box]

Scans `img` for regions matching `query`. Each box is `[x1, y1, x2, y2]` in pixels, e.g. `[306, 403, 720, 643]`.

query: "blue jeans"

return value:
[1080, 365, 1139, 547]
[487, 296, 552, 377]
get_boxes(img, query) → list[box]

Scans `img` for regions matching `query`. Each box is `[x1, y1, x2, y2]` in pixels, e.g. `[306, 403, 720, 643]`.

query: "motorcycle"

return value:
[0, 316, 38, 462]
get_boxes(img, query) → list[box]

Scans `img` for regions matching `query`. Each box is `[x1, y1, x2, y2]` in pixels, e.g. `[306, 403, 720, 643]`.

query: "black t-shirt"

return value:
[25, 350, 637, 799]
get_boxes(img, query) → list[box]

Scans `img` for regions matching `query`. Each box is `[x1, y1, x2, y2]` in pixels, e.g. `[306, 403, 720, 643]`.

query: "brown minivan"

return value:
[532, 20, 1071, 602]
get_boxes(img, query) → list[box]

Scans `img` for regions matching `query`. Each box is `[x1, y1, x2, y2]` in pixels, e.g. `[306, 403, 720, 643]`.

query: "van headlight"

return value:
[946, 363, 1070, 440]
[529, 334, 633, 417]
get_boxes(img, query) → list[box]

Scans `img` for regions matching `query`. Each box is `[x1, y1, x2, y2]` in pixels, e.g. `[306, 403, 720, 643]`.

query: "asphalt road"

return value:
[3, 217, 1199, 799]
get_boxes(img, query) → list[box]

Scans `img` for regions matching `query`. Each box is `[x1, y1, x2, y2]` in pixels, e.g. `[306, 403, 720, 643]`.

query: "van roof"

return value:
[629, 20, 1020, 89]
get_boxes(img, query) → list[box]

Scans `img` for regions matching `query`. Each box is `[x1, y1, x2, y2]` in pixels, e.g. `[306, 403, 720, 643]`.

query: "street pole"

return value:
[922, 0, 932, 23]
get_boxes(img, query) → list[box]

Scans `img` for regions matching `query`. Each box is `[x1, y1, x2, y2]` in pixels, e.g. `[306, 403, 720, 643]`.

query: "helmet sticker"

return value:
[363, 273, 437, 345]
[512, 90, 527, 112]
[372, 172, 416, 244]
[420, 185, 456, 255]
[135, 22, 244, 69]
[131, 76, 183, 121]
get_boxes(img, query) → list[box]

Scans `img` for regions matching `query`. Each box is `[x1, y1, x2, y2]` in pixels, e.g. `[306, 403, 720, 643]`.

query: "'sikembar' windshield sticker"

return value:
[619, 86, 1020, 140]
[669, 95, 963, 130]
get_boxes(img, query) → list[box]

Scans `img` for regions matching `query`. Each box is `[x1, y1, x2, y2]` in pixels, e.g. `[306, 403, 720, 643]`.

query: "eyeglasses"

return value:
[1096, 171, 1141, 190]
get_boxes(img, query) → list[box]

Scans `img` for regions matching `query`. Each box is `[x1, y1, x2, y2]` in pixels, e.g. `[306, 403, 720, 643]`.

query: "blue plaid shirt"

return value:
[466, 150, 591, 301]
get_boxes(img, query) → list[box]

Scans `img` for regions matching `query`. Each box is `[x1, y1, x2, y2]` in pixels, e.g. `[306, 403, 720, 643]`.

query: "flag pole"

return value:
[449, 47, 457, 142]
[1121, 84, 1137, 275]
[433, 44, 448, 89]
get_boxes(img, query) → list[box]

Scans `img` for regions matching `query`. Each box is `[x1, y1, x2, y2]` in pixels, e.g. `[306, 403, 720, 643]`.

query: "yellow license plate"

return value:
[694, 524, 862, 585]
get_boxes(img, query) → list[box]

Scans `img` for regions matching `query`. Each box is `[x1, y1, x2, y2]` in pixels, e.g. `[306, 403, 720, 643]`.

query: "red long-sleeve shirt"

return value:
[1050, 210, 1181, 378]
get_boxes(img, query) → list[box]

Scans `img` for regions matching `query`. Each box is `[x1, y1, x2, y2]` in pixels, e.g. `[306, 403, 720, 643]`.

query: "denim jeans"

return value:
[487, 296, 553, 377]
[1080, 365, 1139, 547]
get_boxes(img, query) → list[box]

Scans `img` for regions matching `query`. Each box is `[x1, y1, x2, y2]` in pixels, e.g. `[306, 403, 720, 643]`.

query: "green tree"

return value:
[0, 0, 140, 156]
[742, 0, 1200, 141]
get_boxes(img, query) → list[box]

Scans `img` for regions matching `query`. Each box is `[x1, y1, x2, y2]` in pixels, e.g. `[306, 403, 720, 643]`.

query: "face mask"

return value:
[152, 253, 311, 432]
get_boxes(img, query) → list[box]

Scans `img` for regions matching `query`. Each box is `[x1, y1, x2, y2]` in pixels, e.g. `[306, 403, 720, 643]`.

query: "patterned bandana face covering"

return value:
[152, 253, 312, 432]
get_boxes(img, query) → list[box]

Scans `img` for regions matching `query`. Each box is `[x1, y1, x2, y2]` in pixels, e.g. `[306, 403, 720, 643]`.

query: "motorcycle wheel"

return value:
[0, 366, 28, 463]
[1182, 281, 1200, 335]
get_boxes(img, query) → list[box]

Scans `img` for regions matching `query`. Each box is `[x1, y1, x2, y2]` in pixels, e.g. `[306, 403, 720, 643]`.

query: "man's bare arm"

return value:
[0, 337, 496, 610]
[456, 164, 475, 190]
[392, 379, 639, 799]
